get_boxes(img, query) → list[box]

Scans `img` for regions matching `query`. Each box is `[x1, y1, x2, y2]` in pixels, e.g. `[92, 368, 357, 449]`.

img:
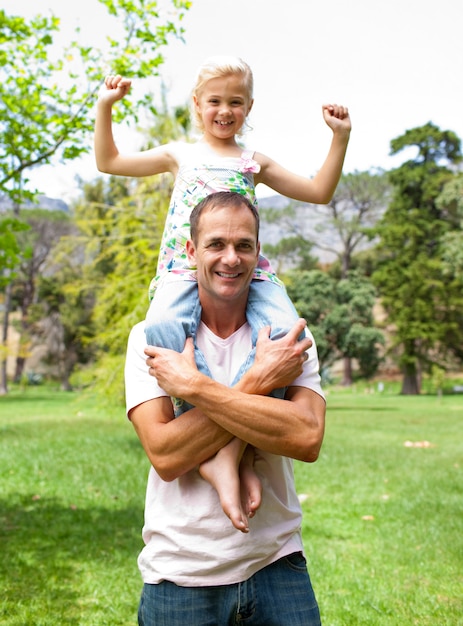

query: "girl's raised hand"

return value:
[322, 104, 351, 133]
[98, 75, 132, 104]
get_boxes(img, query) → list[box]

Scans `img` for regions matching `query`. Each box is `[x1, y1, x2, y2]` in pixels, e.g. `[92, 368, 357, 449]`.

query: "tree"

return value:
[0, 2, 190, 199]
[262, 171, 390, 384]
[263, 235, 318, 273]
[260, 170, 390, 276]
[318, 170, 391, 278]
[0, 214, 29, 285]
[372, 123, 462, 394]
[261, 172, 390, 385]
[285, 270, 384, 384]
[434, 174, 463, 364]
[76, 177, 168, 349]
[0, 0, 191, 392]
[59, 170, 171, 401]
[436, 174, 463, 276]
[33, 268, 96, 391]
[0, 214, 29, 394]
[10, 209, 73, 382]
[313, 169, 390, 384]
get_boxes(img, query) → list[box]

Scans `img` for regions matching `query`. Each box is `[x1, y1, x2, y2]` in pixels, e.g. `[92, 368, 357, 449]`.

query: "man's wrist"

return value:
[234, 367, 271, 396]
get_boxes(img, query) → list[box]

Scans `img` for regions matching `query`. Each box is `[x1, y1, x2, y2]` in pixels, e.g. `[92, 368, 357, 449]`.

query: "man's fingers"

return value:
[183, 337, 195, 355]
[285, 318, 307, 341]
[257, 326, 272, 341]
[256, 320, 310, 347]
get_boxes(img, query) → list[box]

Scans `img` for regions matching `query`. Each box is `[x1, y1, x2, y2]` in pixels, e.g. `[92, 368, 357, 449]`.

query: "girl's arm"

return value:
[94, 75, 178, 178]
[254, 103, 351, 204]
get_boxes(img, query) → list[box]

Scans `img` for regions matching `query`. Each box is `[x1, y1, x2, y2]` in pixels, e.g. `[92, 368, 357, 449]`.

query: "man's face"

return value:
[186, 203, 260, 307]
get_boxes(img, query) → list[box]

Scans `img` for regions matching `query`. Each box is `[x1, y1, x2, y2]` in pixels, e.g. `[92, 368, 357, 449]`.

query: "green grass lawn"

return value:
[1, 384, 462, 625]
[1, 386, 147, 626]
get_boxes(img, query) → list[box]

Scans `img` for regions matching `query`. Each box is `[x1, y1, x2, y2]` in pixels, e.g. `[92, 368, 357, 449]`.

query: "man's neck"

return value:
[200, 303, 247, 339]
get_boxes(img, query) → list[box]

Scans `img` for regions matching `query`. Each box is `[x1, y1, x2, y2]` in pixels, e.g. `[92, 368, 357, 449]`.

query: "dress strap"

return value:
[241, 148, 255, 160]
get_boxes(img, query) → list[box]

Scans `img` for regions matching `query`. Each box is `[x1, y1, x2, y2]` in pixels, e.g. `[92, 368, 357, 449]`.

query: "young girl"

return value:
[95, 56, 351, 533]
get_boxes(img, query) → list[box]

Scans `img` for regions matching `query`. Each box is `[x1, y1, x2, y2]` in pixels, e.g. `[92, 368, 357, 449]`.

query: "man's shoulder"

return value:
[126, 321, 147, 372]
[125, 322, 168, 416]
[129, 320, 146, 342]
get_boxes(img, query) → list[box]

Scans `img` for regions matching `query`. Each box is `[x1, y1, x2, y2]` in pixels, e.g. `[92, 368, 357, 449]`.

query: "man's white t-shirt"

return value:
[125, 321, 324, 587]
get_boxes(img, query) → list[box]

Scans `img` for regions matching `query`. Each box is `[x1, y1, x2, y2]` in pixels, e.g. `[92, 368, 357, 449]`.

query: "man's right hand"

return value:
[144, 338, 203, 400]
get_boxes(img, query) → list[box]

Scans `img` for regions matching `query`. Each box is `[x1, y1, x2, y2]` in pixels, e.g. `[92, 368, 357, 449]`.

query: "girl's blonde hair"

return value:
[191, 56, 254, 132]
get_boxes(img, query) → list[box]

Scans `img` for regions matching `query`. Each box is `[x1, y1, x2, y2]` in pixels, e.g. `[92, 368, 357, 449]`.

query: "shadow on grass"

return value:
[1, 494, 142, 624]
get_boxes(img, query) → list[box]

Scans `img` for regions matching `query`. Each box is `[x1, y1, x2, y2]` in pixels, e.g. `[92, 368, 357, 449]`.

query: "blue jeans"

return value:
[145, 277, 301, 413]
[138, 552, 321, 626]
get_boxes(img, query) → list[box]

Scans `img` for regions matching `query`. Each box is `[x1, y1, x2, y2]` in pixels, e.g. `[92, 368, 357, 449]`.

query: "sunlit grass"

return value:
[1, 384, 462, 625]
[297, 388, 463, 625]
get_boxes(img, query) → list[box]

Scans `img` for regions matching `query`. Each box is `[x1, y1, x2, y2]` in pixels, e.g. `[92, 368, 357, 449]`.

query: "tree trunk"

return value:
[14, 276, 34, 383]
[341, 356, 353, 386]
[401, 371, 420, 395]
[61, 377, 73, 392]
[400, 343, 422, 395]
[13, 356, 26, 384]
[60, 353, 77, 392]
[0, 282, 12, 395]
[341, 251, 351, 279]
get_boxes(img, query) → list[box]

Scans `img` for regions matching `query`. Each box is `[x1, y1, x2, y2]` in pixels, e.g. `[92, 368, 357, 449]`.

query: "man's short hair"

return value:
[190, 192, 260, 244]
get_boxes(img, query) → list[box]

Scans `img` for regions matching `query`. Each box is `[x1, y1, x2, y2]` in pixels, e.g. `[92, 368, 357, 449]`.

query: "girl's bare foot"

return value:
[199, 453, 250, 532]
[240, 447, 262, 519]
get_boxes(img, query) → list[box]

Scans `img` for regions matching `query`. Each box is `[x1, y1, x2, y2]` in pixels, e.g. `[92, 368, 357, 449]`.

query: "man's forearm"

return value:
[182, 372, 325, 462]
[144, 322, 324, 464]
[147, 365, 291, 478]
[130, 398, 235, 482]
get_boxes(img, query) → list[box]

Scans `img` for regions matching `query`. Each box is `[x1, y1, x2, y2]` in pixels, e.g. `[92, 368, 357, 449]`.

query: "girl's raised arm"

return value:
[94, 76, 178, 178]
[254, 104, 351, 205]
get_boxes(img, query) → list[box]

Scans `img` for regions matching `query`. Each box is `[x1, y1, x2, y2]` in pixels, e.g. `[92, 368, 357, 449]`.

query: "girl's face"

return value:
[194, 75, 253, 141]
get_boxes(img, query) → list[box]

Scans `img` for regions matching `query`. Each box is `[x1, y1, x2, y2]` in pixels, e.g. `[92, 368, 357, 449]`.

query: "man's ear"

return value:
[186, 239, 196, 265]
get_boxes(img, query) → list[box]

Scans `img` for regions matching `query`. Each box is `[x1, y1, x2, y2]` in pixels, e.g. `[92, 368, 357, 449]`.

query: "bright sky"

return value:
[4, 0, 463, 201]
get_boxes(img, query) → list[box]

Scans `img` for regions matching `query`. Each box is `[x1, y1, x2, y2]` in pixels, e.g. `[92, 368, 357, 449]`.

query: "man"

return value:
[125, 191, 326, 625]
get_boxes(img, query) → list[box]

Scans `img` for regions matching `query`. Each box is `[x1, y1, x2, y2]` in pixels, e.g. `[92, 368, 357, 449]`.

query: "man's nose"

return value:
[222, 246, 240, 265]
